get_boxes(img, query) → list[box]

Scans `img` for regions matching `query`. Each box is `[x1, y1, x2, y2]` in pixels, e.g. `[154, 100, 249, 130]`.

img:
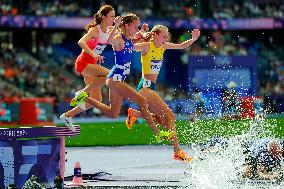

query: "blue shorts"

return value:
[107, 67, 127, 82]
[136, 78, 157, 92]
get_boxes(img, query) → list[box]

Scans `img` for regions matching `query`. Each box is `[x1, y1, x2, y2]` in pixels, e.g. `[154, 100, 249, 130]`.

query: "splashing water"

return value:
[180, 117, 284, 189]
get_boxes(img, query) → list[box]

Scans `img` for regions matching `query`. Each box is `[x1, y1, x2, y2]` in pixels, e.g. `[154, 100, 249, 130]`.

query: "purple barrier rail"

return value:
[0, 125, 80, 140]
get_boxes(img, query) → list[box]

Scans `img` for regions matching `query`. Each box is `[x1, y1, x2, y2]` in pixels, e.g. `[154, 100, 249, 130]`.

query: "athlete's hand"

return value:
[143, 32, 153, 39]
[114, 16, 121, 28]
[134, 31, 143, 40]
[191, 29, 200, 41]
[141, 23, 149, 32]
[94, 54, 105, 64]
[112, 38, 124, 51]
[134, 23, 149, 40]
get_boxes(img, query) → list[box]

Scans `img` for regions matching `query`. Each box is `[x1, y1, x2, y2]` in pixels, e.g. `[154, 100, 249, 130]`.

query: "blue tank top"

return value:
[250, 138, 281, 168]
[107, 34, 133, 81]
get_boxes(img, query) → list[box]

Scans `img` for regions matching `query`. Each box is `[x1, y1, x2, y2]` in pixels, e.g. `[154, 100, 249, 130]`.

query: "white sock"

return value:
[78, 102, 87, 111]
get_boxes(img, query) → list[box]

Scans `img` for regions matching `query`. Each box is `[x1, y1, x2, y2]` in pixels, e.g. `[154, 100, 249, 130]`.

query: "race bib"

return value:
[150, 60, 162, 74]
[142, 79, 151, 88]
[123, 62, 131, 75]
[93, 43, 107, 55]
[112, 74, 123, 82]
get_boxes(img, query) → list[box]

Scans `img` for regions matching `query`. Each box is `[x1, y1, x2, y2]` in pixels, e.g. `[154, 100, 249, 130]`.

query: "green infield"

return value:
[64, 117, 284, 147]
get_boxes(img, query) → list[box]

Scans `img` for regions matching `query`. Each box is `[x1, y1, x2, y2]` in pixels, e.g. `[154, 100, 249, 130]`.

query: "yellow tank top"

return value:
[141, 40, 165, 74]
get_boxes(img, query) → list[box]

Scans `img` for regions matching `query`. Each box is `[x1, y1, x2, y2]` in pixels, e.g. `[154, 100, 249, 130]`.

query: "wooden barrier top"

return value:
[0, 126, 80, 140]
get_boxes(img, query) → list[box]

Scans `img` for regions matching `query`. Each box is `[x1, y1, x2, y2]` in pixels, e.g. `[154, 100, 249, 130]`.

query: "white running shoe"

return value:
[60, 113, 76, 131]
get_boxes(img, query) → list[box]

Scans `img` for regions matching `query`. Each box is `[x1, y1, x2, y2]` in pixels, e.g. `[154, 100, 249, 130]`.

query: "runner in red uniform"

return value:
[60, 5, 121, 131]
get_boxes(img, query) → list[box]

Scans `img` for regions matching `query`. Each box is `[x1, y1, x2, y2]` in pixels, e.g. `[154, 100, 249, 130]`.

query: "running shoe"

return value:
[155, 130, 175, 143]
[70, 91, 88, 107]
[126, 108, 137, 129]
[60, 113, 76, 131]
[173, 150, 192, 162]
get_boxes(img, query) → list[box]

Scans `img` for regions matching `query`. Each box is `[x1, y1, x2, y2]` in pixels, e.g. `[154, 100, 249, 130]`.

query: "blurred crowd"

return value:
[1, 0, 284, 19]
[0, 0, 94, 17]
[0, 46, 83, 104]
[110, 0, 284, 19]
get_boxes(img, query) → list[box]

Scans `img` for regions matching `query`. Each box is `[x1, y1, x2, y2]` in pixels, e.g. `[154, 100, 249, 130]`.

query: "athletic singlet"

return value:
[91, 25, 108, 55]
[107, 34, 133, 82]
[75, 25, 110, 74]
[141, 40, 165, 75]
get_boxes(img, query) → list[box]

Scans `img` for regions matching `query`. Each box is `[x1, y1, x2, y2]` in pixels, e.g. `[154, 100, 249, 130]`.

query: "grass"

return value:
[64, 122, 156, 146]
[64, 117, 284, 147]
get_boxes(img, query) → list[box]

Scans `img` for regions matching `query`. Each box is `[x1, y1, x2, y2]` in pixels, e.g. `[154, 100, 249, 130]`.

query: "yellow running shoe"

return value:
[155, 130, 175, 143]
[173, 150, 192, 162]
[70, 91, 88, 107]
[126, 108, 137, 129]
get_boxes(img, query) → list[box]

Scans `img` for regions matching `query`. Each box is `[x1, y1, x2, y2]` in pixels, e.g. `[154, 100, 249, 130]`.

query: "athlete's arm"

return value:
[107, 16, 121, 45]
[132, 23, 149, 44]
[112, 35, 125, 51]
[77, 27, 99, 58]
[133, 42, 149, 54]
[257, 164, 280, 180]
[163, 29, 200, 50]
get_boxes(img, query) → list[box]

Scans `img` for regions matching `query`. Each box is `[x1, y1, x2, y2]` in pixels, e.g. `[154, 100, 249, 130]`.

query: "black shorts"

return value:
[136, 78, 157, 92]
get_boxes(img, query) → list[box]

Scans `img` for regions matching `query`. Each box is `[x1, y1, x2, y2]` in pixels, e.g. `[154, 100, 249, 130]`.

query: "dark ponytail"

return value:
[84, 5, 114, 32]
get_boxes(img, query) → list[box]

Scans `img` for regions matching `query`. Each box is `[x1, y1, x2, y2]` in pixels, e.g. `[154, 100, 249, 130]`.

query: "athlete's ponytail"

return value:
[84, 5, 114, 31]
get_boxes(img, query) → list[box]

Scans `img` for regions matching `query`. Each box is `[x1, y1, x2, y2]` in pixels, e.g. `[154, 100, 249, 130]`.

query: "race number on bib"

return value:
[93, 44, 107, 55]
[142, 79, 151, 88]
[123, 62, 131, 75]
[150, 60, 162, 74]
[113, 74, 123, 82]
